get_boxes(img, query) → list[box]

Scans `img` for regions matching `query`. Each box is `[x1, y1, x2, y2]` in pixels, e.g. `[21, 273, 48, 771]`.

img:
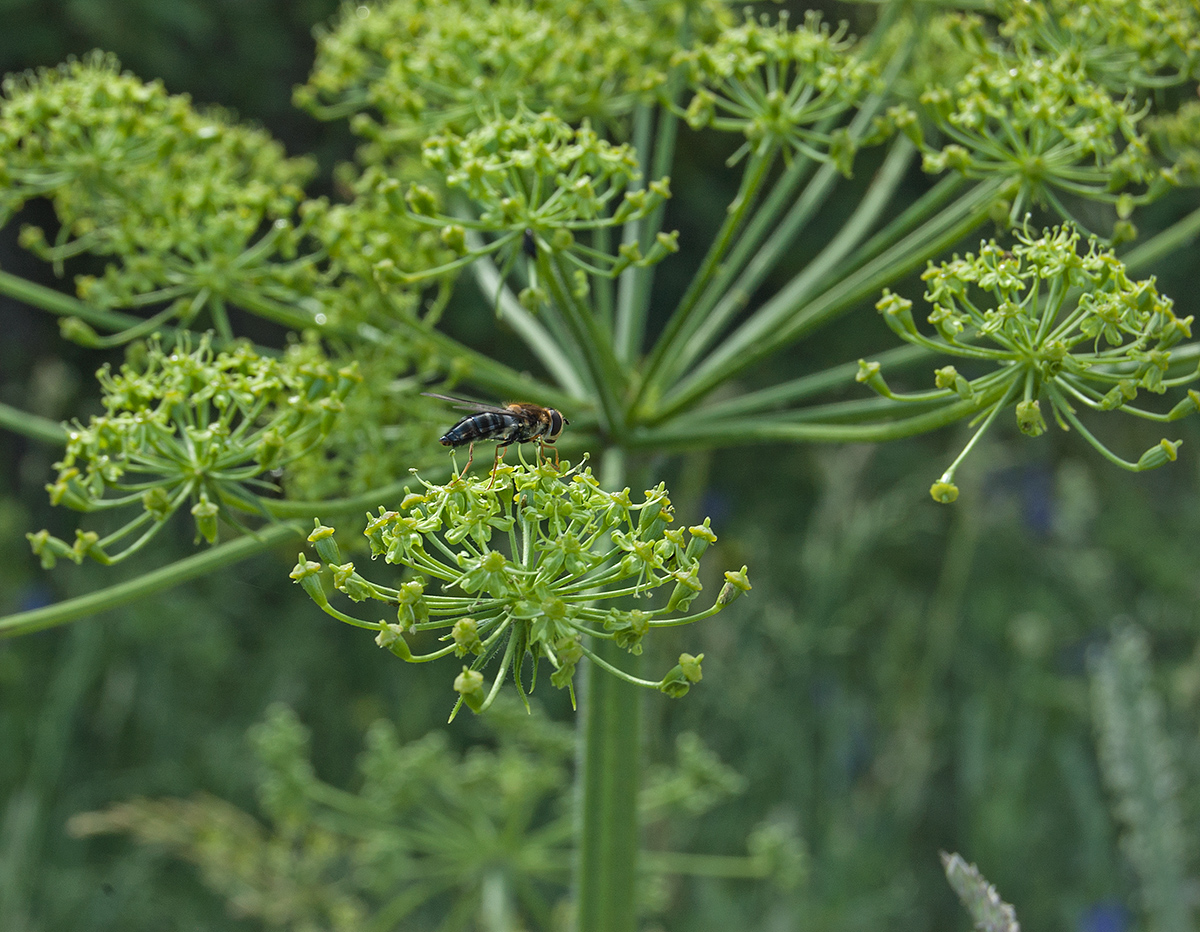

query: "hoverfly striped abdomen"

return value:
[439, 410, 524, 447]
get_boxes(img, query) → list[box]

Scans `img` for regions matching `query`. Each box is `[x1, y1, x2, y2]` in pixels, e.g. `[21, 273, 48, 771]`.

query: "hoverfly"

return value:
[421, 393, 569, 486]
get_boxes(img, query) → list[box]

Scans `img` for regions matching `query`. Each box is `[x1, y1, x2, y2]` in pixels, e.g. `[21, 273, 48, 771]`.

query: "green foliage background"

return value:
[2, 2, 1200, 931]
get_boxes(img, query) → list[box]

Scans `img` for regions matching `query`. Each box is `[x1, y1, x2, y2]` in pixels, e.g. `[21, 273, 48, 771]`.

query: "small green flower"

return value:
[929, 481, 960, 504]
[1015, 399, 1047, 437]
[660, 653, 705, 699]
[294, 460, 747, 717]
[454, 667, 487, 712]
[862, 224, 1198, 499]
[718, 566, 752, 606]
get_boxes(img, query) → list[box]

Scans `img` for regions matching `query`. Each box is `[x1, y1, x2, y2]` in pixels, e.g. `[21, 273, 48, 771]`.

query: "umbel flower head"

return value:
[291, 459, 750, 718]
[676, 9, 876, 173]
[28, 333, 359, 567]
[395, 108, 676, 287]
[295, 0, 730, 152]
[997, 0, 1200, 92]
[912, 33, 1171, 229]
[857, 224, 1199, 502]
[0, 52, 321, 346]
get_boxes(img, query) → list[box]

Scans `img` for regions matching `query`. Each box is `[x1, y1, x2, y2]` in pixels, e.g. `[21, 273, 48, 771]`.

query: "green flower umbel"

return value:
[676, 9, 875, 172]
[292, 459, 749, 717]
[396, 108, 676, 288]
[28, 333, 358, 567]
[0, 53, 320, 346]
[857, 224, 1199, 501]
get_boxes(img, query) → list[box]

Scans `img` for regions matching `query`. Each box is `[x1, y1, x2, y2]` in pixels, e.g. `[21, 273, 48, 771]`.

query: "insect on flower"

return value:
[422, 393, 569, 485]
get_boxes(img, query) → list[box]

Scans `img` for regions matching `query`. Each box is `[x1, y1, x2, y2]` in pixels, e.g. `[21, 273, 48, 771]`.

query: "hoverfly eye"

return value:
[547, 410, 564, 438]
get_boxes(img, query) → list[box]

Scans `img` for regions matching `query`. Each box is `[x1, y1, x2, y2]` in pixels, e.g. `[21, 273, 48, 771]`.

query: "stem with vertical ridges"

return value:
[575, 447, 640, 932]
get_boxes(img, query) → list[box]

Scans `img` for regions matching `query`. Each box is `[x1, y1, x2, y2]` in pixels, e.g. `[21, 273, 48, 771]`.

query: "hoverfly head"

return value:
[545, 409, 567, 442]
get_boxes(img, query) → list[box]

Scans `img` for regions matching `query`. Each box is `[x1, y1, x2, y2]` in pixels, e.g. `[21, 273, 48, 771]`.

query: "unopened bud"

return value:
[289, 555, 328, 606]
[930, 480, 959, 504]
[1016, 399, 1046, 437]
[454, 667, 487, 712]
[717, 566, 752, 606]
[191, 495, 220, 543]
[1136, 438, 1182, 470]
[452, 618, 483, 657]
[307, 521, 340, 564]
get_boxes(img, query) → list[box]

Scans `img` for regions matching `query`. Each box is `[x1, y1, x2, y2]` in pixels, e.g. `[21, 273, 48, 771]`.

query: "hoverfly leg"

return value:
[488, 445, 507, 490]
[460, 442, 475, 478]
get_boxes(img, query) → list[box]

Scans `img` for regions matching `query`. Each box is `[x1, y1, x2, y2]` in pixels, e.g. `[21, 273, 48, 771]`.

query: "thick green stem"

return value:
[0, 402, 68, 446]
[664, 137, 917, 388]
[541, 254, 626, 434]
[613, 10, 689, 365]
[575, 447, 640, 932]
[629, 383, 1008, 450]
[0, 521, 305, 637]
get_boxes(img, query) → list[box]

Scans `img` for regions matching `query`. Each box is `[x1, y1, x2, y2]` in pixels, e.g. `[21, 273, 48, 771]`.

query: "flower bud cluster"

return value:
[0, 53, 320, 343]
[998, 0, 1200, 91]
[1146, 102, 1200, 189]
[397, 109, 677, 283]
[292, 460, 749, 715]
[28, 333, 358, 567]
[295, 0, 728, 150]
[676, 10, 875, 172]
[301, 162, 463, 330]
[71, 702, 797, 923]
[912, 30, 1171, 226]
[859, 224, 1198, 500]
[279, 339, 453, 502]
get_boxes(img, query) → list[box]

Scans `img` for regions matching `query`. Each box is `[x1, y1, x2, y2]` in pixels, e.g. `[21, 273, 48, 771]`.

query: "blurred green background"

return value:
[3, 2, 1200, 930]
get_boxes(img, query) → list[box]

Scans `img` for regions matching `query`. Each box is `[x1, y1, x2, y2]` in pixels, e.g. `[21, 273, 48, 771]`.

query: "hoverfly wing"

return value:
[420, 392, 515, 416]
